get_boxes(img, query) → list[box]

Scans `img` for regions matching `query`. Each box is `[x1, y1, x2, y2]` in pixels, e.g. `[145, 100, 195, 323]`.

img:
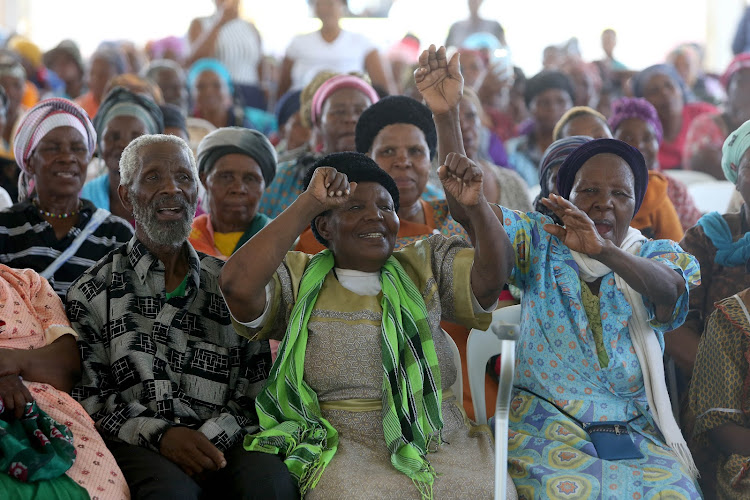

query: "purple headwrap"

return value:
[556, 138, 649, 215]
[608, 97, 664, 144]
[535, 135, 593, 220]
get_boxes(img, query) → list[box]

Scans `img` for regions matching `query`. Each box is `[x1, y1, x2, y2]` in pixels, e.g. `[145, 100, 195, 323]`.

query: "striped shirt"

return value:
[0, 199, 133, 298]
[198, 15, 261, 85]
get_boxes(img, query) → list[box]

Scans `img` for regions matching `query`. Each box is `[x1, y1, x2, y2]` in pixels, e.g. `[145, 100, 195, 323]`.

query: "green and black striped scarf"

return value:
[244, 250, 444, 499]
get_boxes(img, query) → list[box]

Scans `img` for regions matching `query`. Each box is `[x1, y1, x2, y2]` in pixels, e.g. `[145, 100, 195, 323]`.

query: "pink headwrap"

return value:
[310, 75, 379, 127]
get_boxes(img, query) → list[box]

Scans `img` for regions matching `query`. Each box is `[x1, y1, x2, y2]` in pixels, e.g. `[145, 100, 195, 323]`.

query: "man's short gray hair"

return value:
[119, 134, 198, 187]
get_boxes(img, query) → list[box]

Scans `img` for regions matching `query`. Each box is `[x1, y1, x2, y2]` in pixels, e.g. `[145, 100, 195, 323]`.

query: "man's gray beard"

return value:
[131, 194, 197, 248]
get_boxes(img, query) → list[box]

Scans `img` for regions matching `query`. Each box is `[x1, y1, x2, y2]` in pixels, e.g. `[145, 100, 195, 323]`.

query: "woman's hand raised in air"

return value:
[415, 44, 463, 116]
[304, 167, 357, 213]
[439, 153, 484, 208]
[541, 194, 607, 256]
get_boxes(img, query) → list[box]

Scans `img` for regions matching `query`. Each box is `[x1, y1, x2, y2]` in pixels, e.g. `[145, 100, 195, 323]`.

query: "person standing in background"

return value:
[446, 0, 506, 48]
[187, 0, 266, 109]
[276, 0, 394, 96]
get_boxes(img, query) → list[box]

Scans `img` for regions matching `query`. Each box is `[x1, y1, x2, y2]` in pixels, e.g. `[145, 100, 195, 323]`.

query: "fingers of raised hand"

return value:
[448, 51, 461, 77]
[324, 170, 350, 198]
[444, 153, 480, 183]
[436, 46, 448, 68]
[427, 44, 439, 71]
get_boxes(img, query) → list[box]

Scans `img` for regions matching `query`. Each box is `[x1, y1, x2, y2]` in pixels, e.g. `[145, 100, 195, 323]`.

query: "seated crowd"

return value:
[2, 0, 750, 498]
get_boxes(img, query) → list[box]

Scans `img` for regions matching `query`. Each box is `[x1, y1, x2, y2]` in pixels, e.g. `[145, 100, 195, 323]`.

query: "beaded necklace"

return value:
[33, 198, 82, 219]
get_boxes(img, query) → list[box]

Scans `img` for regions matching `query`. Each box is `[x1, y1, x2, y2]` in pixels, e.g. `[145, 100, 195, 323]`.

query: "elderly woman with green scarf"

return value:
[189, 126, 277, 259]
[666, 119, 750, 379]
[220, 150, 511, 499]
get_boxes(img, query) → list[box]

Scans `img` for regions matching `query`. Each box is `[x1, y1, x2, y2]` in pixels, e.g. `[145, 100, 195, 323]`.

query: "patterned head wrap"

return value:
[196, 126, 277, 186]
[721, 119, 750, 184]
[310, 74, 379, 127]
[93, 87, 164, 147]
[608, 97, 664, 144]
[187, 58, 233, 94]
[13, 98, 96, 202]
[535, 136, 594, 219]
[14, 98, 96, 173]
[557, 138, 649, 215]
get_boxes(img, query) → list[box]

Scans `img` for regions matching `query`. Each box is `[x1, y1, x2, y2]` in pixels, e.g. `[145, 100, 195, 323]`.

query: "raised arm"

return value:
[440, 153, 512, 307]
[415, 44, 506, 241]
[220, 167, 354, 322]
[542, 194, 686, 322]
[364, 49, 397, 95]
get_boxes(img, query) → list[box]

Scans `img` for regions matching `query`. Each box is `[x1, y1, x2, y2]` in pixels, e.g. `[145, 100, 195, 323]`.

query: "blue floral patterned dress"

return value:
[499, 207, 702, 500]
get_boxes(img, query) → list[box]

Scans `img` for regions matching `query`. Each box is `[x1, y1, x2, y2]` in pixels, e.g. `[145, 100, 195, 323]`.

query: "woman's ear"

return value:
[315, 213, 334, 244]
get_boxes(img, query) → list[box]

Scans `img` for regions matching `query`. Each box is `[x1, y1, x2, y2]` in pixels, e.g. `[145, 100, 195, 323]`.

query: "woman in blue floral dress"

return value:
[453, 137, 702, 499]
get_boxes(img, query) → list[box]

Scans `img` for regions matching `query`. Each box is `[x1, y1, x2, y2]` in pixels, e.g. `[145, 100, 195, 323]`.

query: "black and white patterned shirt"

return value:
[0, 199, 133, 298]
[67, 237, 272, 452]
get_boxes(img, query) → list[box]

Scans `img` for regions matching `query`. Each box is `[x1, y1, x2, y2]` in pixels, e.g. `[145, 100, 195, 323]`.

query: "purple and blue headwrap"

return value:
[535, 135, 593, 220]
[631, 64, 692, 103]
[608, 97, 664, 144]
[556, 138, 649, 215]
[187, 58, 233, 94]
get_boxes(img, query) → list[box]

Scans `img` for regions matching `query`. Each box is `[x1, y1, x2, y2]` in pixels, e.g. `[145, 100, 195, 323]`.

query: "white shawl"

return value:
[570, 227, 698, 479]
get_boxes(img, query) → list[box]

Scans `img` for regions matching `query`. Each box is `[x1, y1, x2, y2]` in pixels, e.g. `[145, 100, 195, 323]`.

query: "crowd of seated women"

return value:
[3, 1, 750, 498]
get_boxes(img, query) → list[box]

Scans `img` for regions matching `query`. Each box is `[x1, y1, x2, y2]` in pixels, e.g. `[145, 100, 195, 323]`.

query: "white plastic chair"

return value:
[688, 180, 735, 214]
[468, 305, 521, 500]
[664, 169, 716, 187]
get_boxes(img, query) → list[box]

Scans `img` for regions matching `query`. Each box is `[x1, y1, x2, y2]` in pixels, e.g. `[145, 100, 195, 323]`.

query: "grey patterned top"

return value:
[67, 237, 271, 452]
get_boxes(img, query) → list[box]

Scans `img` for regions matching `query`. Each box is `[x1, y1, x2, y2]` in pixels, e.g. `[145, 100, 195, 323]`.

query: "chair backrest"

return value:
[664, 169, 716, 186]
[688, 180, 735, 214]
[468, 305, 522, 424]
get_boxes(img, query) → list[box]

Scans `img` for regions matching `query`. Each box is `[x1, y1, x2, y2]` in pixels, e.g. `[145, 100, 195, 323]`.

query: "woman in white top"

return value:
[277, 0, 394, 96]
[187, 0, 266, 109]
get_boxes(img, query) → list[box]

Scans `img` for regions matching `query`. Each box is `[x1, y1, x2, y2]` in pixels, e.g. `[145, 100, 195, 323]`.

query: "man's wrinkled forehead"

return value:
[138, 141, 194, 176]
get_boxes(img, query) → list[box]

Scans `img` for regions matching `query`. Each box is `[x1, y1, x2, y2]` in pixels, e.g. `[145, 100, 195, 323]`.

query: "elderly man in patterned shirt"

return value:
[67, 134, 297, 500]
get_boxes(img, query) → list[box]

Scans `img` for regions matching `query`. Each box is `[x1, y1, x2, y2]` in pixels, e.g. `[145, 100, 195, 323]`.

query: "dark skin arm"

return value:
[220, 168, 354, 323]
[440, 153, 511, 307]
[664, 325, 701, 377]
[708, 424, 750, 456]
[414, 44, 511, 301]
[0, 334, 81, 393]
[542, 194, 686, 323]
[0, 334, 81, 419]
